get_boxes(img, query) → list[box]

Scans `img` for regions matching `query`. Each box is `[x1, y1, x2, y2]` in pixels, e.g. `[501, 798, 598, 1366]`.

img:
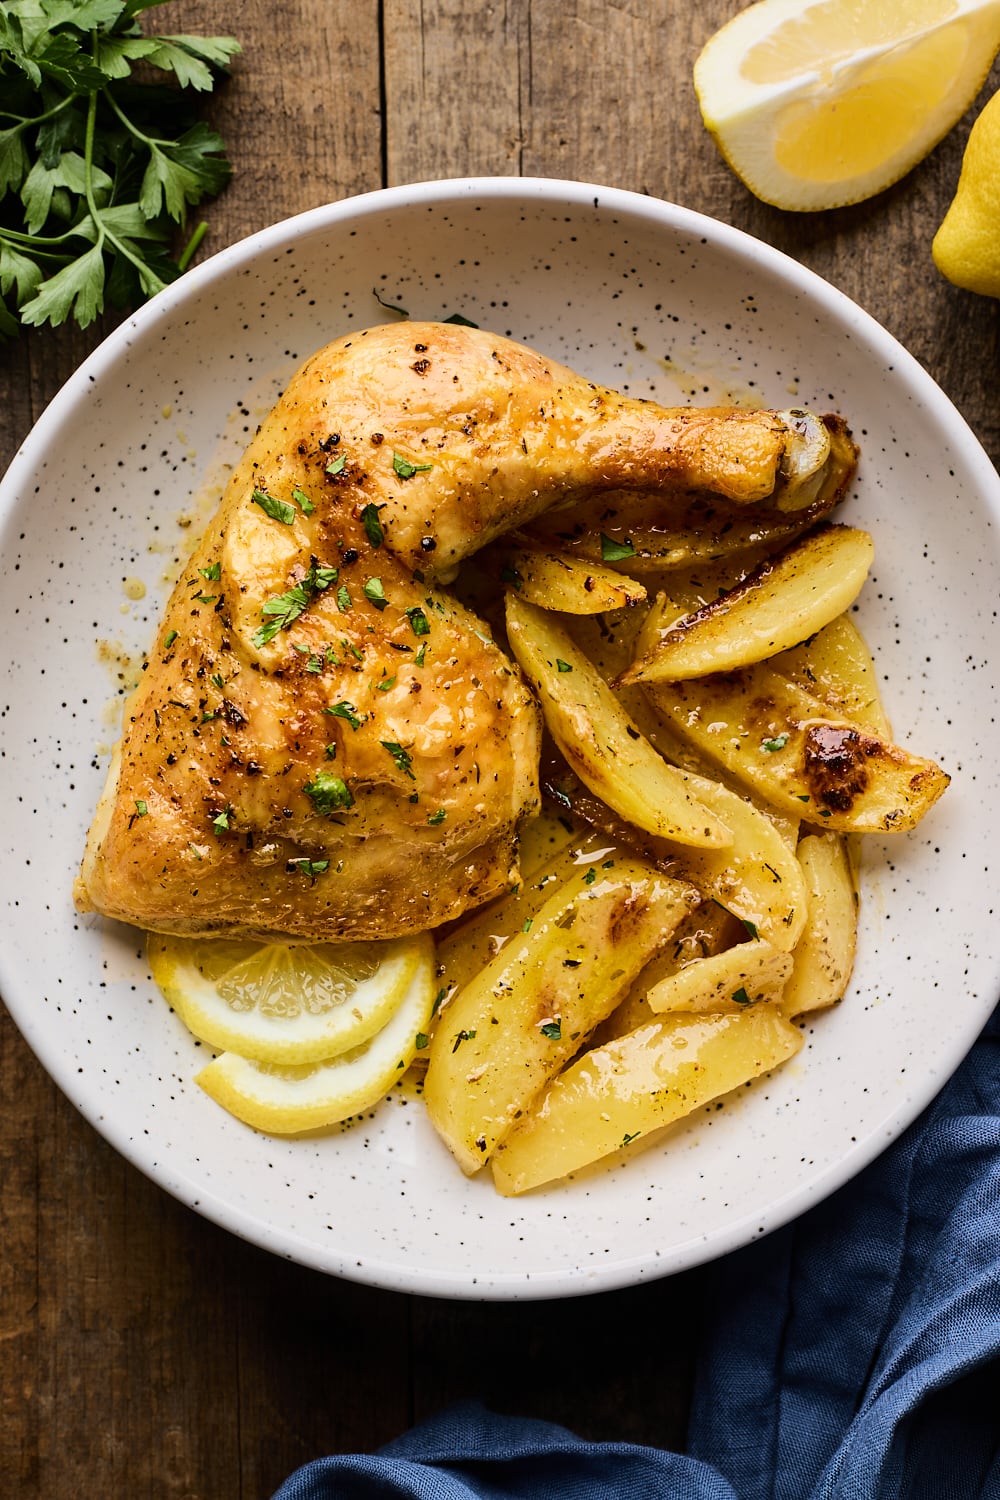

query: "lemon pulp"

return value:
[148, 931, 425, 1064]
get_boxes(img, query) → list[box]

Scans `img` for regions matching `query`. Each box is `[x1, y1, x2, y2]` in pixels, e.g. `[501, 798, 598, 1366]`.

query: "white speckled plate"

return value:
[1, 179, 998, 1300]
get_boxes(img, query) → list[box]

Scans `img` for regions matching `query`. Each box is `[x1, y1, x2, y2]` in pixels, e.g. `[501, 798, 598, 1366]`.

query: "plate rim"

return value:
[2, 174, 999, 1300]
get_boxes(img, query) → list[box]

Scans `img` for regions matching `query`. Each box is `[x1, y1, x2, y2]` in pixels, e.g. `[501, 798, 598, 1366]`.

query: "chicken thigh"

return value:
[76, 321, 856, 941]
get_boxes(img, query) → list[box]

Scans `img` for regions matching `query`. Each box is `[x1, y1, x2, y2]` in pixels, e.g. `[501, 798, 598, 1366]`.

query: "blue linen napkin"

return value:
[272, 1006, 999, 1500]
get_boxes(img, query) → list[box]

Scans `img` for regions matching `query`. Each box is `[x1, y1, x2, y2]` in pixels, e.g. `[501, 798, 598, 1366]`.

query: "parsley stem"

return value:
[82, 80, 167, 295]
[82, 88, 106, 256]
[177, 222, 209, 272]
[104, 91, 187, 154]
[0, 97, 72, 128]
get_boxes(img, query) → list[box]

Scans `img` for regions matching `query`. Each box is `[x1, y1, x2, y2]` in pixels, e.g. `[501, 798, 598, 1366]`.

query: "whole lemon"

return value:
[933, 89, 1000, 296]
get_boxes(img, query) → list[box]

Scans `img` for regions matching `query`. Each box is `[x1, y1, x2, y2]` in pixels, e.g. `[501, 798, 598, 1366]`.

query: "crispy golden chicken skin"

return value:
[75, 322, 856, 941]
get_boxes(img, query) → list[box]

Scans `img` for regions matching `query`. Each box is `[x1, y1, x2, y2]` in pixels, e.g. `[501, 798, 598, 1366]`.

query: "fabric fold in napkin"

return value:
[272, 1007, 999, 1500]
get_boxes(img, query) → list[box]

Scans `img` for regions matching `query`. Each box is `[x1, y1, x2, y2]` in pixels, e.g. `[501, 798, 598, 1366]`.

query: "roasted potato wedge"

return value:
[436, 826, 625, 1008]
[491, 1006, 804, 1195]
[644, 663, 949, 833]
[771, 613, 892, 738]
[645, 937, 792, 1014]
[780, 833, 858, 1018]
[505, 591, 732, 849]
[423, 852, 697, 1173]
[663, 766, 808, 948]
[621, 525, 874, 684]
[498, 539, 646, 614]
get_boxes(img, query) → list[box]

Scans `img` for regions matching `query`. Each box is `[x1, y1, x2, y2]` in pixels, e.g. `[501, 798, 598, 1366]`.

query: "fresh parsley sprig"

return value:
[0, 0, 239, 335]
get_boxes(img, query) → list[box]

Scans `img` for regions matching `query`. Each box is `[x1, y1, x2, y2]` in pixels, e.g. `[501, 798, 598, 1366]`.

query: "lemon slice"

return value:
[148, 931, 426, 1065]
[194, 941, 437, 1133]
[694, 0, 1000, 210]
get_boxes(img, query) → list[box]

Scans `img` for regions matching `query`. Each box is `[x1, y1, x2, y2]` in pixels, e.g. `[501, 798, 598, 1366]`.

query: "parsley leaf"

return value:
[252, 488, 297, 525]
[360, 502, 385, 547]
[392, 451, 433, 480]
[600, 534, 635, 562]
[381, 740, 415, 779]
[252, 562, 339, 647]
[363, 577, 389, 610]
[303, 768, 354, 814]
[324, 700, 364, 730]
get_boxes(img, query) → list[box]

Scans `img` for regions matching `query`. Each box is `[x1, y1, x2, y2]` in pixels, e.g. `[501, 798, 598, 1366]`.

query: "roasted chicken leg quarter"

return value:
[76, 322, 857, 941]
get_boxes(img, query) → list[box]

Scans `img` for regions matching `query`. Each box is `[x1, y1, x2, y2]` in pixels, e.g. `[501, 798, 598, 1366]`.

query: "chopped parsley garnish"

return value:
[540, 1019, 562, 1040]
[622, 1130, 641, 1147]
[252, 488, 297, 525]
[732, 987, 752, 1005]
[556, 659, 573, 673]
[392, 451, 433, 480]
[427, 808, 447, 825]
[583, 868, 596, 885]
[199, 562, 221, 581]
[406, 605, 430, 637]
[444, 312, 479, 327]
[414, 1032, 429, 1050]
[252, 563, 339, 647]
[163, 629, 178, 650]
[451, 1028, 476, 1052]
[336, 584, 352, 613]
[414, 643, 428, 667]
[134, 799, 148, 817]
[600, 534, 635, 562]
[381, 740, 415, 778]
[193, 593, 217, 605]
[210, 672, 224, 690]
[740, 918, 760, 940]
[293, 488, 316, 516]
[360, 503, 385, 547]
[326, 454, 347, 477]
[291, 858, 329, 877]
[363, 577, 389, 610]
[211, 806, 234, 833]
[324, 701, 364, 730]
[304, 769, 354, 814]
[376, 675, 397, 693]
[762, 734, 789, 753]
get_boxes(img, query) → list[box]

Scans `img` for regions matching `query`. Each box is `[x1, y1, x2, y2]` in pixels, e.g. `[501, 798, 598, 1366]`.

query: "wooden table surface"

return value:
[2, 4, 997, 1495]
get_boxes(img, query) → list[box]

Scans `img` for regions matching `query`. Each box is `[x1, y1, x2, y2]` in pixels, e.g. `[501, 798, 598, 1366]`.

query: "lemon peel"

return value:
[933, 88, 1000, 294]
[148, 930, 426, 1064]
[694, 0, 1000, 211]
[194, 943, 437, 1133]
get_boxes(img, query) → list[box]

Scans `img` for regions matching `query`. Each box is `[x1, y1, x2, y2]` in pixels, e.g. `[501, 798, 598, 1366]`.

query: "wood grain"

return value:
[1, 2, 998, 1494]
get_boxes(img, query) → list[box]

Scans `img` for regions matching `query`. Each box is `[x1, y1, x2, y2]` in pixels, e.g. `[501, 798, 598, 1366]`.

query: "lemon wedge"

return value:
[694, 0, 1000, 210]
[194, 941, 437, 1134]
[148, 931, 427, 1064]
